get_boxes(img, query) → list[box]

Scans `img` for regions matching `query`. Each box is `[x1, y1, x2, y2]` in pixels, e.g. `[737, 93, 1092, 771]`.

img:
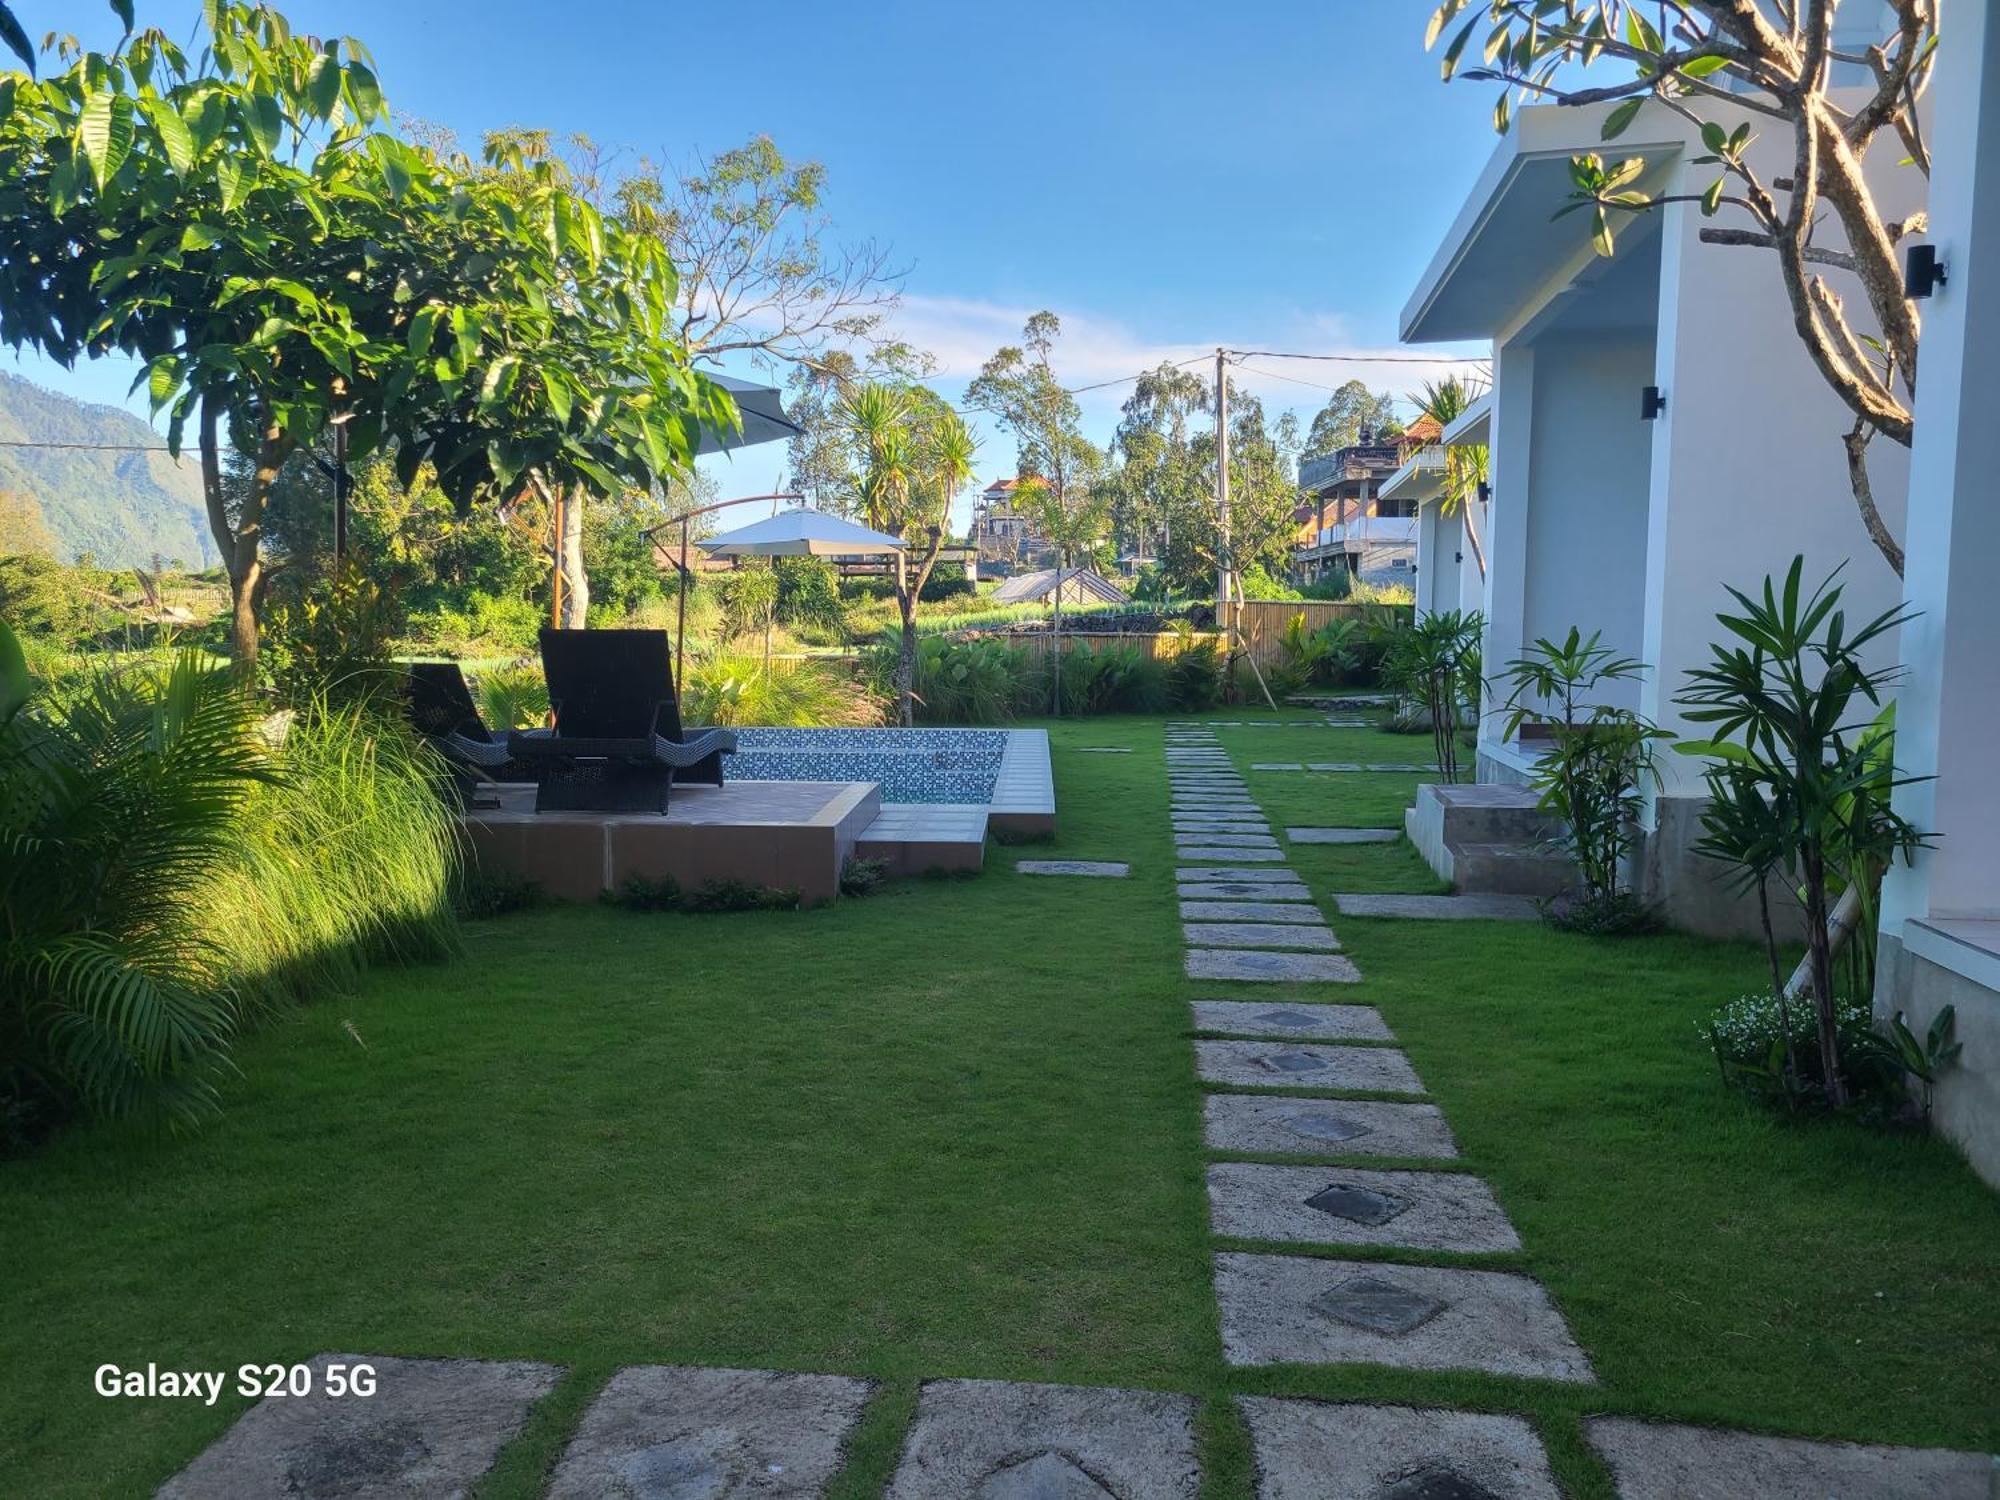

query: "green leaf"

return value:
[307, 50, 341, 120]
[0, 4, 34, 76]
[1493, 90, 1512, 134]
[1680, 54, 1730, 79]
[1424, 0, 1471, 51]
[1601, 98, 1644, 140]
[0, 615, 30, 724]
[110, 0, 136, 30]
[1440, 14, 1480, 80]
[215, 153, 251, 212]
[78, 91, 135, 191]
[180, 222, 222, 251]
[140, 95, 195, 174]
[1592, 206, 1615, 257]
[1700, 120, 1730, 156]
[1701, 176, 1725, 216]
[146, 353, 181, 409]
[406, 303, 441, 356]
[243, 92, 281, 155]
[48, 156, 81, 217]
[344, 60, 381, 123]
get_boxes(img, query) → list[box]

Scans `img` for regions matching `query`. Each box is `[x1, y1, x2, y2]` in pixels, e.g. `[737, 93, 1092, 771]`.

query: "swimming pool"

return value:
[728, 727, 1009, 804]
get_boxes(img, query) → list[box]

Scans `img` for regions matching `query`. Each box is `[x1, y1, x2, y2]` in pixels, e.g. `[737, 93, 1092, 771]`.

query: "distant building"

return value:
[970, 479, 1055, 571]
[987, 566, 1129, 608]
[1291, 417, 1438, 586]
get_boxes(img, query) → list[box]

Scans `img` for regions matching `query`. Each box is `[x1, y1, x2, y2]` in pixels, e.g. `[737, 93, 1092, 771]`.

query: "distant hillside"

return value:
[0, 371, 217, 568]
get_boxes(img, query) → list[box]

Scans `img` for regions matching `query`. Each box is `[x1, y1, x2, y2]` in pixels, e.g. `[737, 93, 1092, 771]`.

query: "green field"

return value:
[3, 710, 1994, 1498]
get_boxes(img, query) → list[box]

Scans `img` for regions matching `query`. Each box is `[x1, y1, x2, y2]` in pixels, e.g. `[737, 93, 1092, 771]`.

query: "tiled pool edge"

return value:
[990, 729, 1056, 835]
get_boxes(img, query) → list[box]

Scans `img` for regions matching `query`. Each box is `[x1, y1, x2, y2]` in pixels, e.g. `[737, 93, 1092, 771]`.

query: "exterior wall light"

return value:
[1641, 385, 1667, 420]
[1904, 242, 1947, 299]
[1476, 481, 1492, 504]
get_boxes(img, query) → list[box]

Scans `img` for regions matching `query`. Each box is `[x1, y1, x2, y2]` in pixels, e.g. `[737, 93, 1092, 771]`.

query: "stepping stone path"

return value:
[1584, 1416, 1995, 1500]
[1187, 949, 1363, 983]
[1203, 1095, 1460, 1159]
[1017, 860, 1130, 878]
[1180, 880, 1313, 901]
[887, 1379, 1199, 1499]
[1238, 1396, 1561, 1500]
[157, 1354, 560, 1499]
[1190, 999, 1393, 1038]
[547, 1366, 872, 1499]
[1337, 893, 1541, 921]
[1212, 1254, 1596, 1381]
[1184, 921, 1342, 950]
[1206, 1163, 1522, 1252]
[1180, 901, 1326, 924]
[1076, 746, 1133, 753]
[1195, 1040, 1423, 1093]
[1288, 826, 1400, 844]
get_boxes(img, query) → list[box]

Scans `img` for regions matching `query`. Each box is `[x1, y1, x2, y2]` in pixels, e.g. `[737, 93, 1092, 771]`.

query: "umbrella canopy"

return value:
[695, 374, 803, 454]
[698, 507, 906, 558]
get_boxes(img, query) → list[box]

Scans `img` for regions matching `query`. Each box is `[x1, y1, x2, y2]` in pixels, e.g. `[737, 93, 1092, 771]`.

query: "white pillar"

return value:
[1881, 0, 2000, 930]
[1480, 337, 1533, 756]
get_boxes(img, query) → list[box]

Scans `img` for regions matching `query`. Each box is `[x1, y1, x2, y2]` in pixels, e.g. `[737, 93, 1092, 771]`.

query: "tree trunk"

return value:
[1800, 845, 1848, 1107]
[1461, 503, 1488, 582]
[557, 485, 589, 629]
[198, 393, 285, 669]
[896, 524, 946, 729]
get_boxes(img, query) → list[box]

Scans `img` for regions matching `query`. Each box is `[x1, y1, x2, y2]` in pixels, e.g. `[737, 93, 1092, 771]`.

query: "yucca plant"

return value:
[0, 621, 277, 1134]
[1382, 609, 1483, 781]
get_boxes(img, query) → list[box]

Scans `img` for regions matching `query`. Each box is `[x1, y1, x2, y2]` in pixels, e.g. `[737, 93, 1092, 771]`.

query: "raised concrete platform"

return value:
[464, 781, 881, 905]
[990, 728, 1056, 836]
[1405, 783, 1575, 899]
[857, 803, 989, 877]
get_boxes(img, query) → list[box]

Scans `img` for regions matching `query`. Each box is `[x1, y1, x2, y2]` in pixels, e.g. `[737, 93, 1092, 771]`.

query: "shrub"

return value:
[918, 566, 975, 603]
[1238, 564, 1303, 601]
[1163, 629, 1224, 712]
[839, 856, 889, 898]
[682, 652, 884, 728]
[0, 554, 93, 641]
[1707, 990, 1891, 1111]
[605, 873, 683, 912]
[472, 661, 550, 731]
[714, 563, 780, 641]
[774, 557, 845, 630]
[456, 864, 545, 919]
[1380, 609, 1483, 781]
[682, 878, 800, 913]
[261, 563, 403, 713]
[1498, 628, 1666, 922]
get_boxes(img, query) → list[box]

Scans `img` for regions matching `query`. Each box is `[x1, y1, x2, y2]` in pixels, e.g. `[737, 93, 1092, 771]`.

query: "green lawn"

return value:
[3, 710, 1995, 1498]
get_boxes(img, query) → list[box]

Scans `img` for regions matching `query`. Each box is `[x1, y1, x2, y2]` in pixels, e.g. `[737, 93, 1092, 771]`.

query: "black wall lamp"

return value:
[1476, 481, 1492, 504]
[1905, 242, 1947, 299]
[1641, 385, 1667, 420]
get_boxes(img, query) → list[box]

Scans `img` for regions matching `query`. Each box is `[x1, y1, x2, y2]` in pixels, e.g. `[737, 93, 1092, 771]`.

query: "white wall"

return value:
[1639, 154, 1916, 797]
[1519, 331, 1656, 712]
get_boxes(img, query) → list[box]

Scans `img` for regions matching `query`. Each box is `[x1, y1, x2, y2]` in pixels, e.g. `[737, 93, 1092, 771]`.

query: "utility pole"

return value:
[1214, 347, 1231, 633]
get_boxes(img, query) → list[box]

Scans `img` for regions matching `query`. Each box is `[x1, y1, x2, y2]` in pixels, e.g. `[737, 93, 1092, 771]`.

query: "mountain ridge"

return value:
[0, 370, 217, 568]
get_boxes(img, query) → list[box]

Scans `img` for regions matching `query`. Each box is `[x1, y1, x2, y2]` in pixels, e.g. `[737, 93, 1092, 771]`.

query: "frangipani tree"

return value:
[1425, 0, 1936, 576]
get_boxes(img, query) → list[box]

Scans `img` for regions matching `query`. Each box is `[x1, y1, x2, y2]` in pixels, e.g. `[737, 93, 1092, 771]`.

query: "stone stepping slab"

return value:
[886, 1378, 1199, 1500]
[1304, 763, 1363, 772]
[1174, 834, 1281, 851]
[157, 1354, 560, 1499]
[1172, 802, 1260, 813]
[1238, 1396, 1560, 1500]
[1337, 893, 1541, 921]
[1179, 846, 1288, 863]
[1180, 901, 1324, 924]
[1583, 1416, 1995, 1500]
[1204, 1095, 1459, 1159]
[547, 1366, 872, 1500]
[1178, 866, 1306, 883]
[1180, 881, 1314, 902]
[1190, 999, 1391, 1039]
[1212, 1253, 1595, 1382]
[1172, 819, 1272, 832]
[1017, 861, 1130, 878]
[1187, 949, 1363, 984]
[1184, 922, 1341, 951]
[1196, 1040, 1421, 1093]
[1207, 1162, 1521, 1253]
[1076, 747, 1133, 754]
[1287, 827, 1400, 845]
[1251, 762, 1306, 771]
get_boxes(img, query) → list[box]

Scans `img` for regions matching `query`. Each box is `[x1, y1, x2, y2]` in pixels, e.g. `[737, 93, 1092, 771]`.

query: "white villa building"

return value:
[1398, 93, 1918, 937]
[1874, 5, 2000, 1187]
[1399, 59, 1998, 1184]
[1382, 394, 1490, 621]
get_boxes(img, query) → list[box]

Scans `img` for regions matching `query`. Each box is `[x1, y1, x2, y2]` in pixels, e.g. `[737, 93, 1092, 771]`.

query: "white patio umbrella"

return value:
[698, 506, 906, 667]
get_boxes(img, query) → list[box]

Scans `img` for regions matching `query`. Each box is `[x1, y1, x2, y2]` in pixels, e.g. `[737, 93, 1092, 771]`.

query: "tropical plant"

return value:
[258, 562, 401, 713]
[682, 652, 883, 728]
[472, 662, 550, 731]
[1424, 0, 1936, 577]
[0, 622, 274, 1134]
[1383, 609, 1484, 781]
[1499, 628, 1665, 927]
[1163, 626, 1225, 713]
[1868, 1006, 1961, 1121]
[1676, 557, 1927, 1108]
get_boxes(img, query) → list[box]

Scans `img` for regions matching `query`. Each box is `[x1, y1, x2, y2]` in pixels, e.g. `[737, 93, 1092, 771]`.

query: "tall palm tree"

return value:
[841, 384, 976, 726]
[1410, 376, 1490, 584]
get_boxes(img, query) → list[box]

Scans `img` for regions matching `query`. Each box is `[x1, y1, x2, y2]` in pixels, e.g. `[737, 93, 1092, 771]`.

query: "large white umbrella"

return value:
[697, 507, 907, 558]
[695, 374, 806, 454]
[698, 507, 905, 667]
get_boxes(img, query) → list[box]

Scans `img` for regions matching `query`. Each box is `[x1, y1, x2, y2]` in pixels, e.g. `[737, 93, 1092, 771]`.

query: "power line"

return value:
[1227, 347, 1491, 366]
[0, 438, 178, 452]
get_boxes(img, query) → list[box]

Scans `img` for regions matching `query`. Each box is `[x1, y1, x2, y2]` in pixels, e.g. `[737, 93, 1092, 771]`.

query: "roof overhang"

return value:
[1400, 100, 1691, 344]
[1380, 454, 1444, 504]
[1440, 392, 1491, 447]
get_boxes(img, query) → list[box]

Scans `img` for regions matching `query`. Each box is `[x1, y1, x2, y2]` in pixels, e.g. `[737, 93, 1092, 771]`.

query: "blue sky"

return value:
[9, 0, 1494, 518]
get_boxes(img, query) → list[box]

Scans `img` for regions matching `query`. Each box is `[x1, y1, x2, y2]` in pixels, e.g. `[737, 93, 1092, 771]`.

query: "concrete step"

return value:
[1450, 841, 1577, 899]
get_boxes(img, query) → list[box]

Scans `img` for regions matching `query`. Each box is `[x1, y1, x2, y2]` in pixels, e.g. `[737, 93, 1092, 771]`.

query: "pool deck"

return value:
[458, 728, 1054, 902]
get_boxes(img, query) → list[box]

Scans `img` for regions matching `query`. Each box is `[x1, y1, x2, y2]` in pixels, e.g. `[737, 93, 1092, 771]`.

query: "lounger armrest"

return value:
[648, 728, 738, 767]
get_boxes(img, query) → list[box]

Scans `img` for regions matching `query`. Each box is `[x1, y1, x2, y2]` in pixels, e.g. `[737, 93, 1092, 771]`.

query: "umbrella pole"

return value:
[675, 516, 690, 696]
